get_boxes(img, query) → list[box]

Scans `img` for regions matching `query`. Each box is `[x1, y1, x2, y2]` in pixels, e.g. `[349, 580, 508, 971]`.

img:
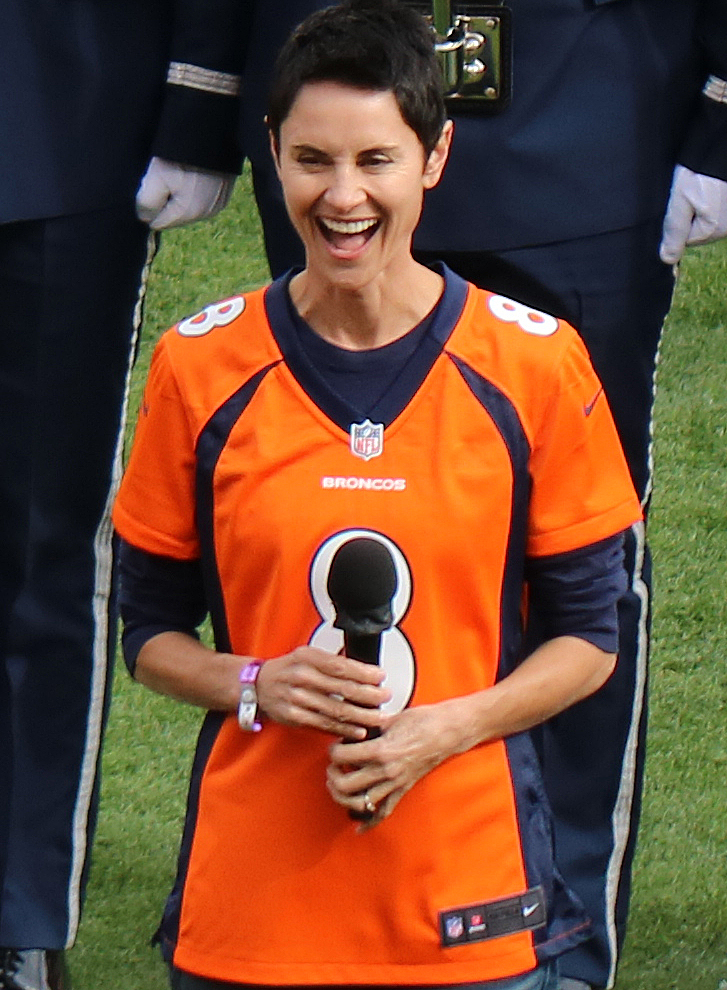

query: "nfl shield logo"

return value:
[446, 916, 465, 940]
[350, 419, 384, 461]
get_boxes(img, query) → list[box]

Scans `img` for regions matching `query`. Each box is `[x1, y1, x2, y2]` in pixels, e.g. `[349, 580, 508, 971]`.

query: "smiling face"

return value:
[272, 81, 451, 294]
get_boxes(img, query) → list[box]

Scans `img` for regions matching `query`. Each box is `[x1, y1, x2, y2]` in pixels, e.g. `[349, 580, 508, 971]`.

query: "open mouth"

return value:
[317, 216, 381, 252]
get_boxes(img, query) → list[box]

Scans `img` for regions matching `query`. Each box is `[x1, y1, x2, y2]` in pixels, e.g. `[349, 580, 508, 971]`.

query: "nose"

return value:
[322, 164, 367, 212]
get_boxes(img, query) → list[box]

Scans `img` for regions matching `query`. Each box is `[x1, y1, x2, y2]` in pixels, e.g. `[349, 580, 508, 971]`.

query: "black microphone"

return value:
[327, 537, 398, 820]
[327, 536, 398, 673]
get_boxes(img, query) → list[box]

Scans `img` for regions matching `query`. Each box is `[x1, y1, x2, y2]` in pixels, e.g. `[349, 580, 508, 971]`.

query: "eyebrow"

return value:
[290, 143, 401, 156]
[290, 144, 328, 157]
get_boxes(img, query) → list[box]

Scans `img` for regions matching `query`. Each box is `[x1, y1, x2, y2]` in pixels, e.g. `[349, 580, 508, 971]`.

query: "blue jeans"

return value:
[170, 962, 559, 990]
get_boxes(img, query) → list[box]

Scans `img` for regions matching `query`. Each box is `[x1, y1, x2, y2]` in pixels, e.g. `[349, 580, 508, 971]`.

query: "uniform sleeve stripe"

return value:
[703, 75, 727, 104]
[167, 61, 241, 97]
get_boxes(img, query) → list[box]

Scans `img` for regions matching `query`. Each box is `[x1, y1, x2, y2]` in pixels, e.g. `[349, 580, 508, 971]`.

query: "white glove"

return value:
[659, 164, 727, 264]
[136, 157, 236, 230]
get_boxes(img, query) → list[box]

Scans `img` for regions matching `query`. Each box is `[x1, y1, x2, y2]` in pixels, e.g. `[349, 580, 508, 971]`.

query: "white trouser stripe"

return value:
[605, 519, 648, 988]
[65, 232, 157, 946]
[604, 281, 670, 986]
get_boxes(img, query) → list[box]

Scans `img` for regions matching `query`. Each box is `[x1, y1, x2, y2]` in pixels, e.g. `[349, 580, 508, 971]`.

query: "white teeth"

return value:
[320, 217, 378, 234]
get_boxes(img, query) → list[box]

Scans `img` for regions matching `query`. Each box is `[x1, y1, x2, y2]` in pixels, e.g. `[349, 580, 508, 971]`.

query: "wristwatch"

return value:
[238, 662, 263, 732]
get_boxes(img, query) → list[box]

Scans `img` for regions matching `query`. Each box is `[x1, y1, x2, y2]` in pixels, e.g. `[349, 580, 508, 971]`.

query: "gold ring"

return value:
[363, 792, 376, 815]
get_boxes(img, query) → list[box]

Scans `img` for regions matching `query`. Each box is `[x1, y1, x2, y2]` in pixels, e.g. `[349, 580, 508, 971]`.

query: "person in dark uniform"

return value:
[0, 3, 250, 988]
[236, 3, 727, 989]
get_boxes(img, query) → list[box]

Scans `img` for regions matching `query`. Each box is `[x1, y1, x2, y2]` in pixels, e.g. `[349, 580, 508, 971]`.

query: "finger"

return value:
[686, 212, 724, 246]
[311, 651, 386, 686]
[301, 647, 388, 684]
[279, 680, 386, 731]
[326, 762, 381, 798]
[355, 789, 378, 821]
[318, 690, 388, 726]
[283, 686, 389, 738]
[271, 697, 369, 739]
[135, 172, 170, 225]
[326, 775, 390, 815]
[322, 676, 390, 709]
[328, 736, 382, 769]
[148, 176, 211, 229]
[257, 655, 388, 728]
[660, 173, 695, 265]
[148, 200, 188, 230]
[280, 651, 388, 702]
[206, 176, 236, 218]
[354, 791, 401, 833]
[284, 672, 390, 717]
[659, 206, 691, 264]
[317, 717, 370, 741]
[680, 172, 727, 247]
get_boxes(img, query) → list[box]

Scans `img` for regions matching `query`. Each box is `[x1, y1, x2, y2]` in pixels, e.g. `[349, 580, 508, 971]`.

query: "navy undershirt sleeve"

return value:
[525, 532, 626, 654]
[117, 531, 626, 678]
[117, 538, 208, 677]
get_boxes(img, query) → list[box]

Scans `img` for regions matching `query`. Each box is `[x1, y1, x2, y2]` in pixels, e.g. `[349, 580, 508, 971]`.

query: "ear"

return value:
[422, 119, 454, 190]
[267, 118, 282, 178]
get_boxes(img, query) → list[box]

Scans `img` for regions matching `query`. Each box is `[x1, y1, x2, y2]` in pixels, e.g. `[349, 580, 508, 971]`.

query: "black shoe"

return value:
[0, 949, 71, 990]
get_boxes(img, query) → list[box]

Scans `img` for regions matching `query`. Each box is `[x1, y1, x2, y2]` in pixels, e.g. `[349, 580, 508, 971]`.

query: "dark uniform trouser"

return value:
[417, 222, 675, 990]
[0, 206, 154, 949]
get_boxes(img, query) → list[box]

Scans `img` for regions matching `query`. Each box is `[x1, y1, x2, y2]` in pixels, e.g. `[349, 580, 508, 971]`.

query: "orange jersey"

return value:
[114, 269, 641, 985]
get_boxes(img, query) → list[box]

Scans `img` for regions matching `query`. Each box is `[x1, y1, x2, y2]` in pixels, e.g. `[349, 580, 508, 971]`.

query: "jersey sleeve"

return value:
[526, 332, 642, 558]
[113, 335, 201, 560]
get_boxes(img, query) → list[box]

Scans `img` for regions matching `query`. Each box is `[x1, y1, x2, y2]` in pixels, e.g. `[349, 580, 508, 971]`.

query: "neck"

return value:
[289, 259, 443, 350]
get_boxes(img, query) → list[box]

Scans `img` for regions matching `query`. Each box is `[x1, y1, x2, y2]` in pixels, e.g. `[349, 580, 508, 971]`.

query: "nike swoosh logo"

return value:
[522, 903, 539, 918]
[584, 386, 604, 417]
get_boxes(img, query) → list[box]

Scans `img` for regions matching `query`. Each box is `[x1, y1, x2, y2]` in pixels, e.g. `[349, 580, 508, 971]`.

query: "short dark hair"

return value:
[267, 0, 446, 156]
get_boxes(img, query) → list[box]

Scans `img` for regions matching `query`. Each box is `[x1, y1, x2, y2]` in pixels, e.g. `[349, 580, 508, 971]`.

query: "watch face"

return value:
[238, 664, 262, 731]
[238, 700, 259, 728]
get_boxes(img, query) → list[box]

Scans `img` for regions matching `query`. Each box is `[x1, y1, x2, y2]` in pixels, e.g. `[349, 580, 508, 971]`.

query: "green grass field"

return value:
[71, 170, 727, 989]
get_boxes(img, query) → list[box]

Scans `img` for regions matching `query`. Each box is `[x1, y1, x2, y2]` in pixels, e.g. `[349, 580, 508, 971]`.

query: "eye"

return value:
[359, 151, 393, 169]
[292, 147, 329, 169]
[296, 155, 324, 168]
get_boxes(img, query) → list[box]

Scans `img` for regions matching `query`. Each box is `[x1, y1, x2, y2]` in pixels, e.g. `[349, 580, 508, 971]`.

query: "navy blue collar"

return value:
[263, 263, 469, 431]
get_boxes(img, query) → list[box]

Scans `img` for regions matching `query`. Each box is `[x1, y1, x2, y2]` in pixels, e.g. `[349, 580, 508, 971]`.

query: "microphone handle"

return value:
[343, 630, 381, 666]
[342, 629, 382, 821]
[343, 629, 382, 740]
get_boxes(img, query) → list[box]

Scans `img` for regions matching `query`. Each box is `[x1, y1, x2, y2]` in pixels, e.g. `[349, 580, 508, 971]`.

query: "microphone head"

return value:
[327, 537, 398, 635]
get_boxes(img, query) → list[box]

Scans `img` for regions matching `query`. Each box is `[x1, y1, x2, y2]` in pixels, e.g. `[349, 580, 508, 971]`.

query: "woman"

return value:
[113, 2, 641, 989]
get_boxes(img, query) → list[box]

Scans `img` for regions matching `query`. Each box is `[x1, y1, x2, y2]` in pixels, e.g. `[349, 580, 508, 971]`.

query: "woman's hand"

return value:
[135, 632, 391, 738]
[325, 635, 616, 829]
[326, 698, 465, 828]
[257, 647, 391, 740]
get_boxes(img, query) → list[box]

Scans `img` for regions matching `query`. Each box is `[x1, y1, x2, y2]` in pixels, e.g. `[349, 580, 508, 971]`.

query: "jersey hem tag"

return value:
[440, 885, 546, 946]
